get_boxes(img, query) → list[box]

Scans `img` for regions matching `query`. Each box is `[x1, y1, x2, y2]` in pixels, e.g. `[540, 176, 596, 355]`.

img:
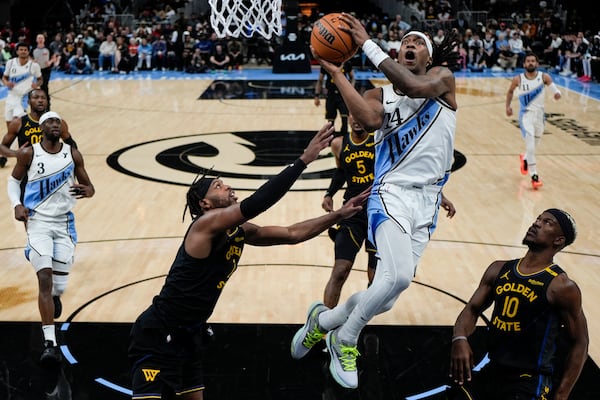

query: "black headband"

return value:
[194, 177, 215, 200]
[545, 208, 577, 246]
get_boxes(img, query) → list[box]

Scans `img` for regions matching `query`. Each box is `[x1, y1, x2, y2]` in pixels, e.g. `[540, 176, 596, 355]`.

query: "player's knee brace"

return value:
[52, 273, 69, 296]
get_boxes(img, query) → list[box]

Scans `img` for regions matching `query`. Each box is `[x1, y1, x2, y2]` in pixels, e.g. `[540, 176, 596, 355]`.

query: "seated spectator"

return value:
[227, 38, 244, 69]
[61, 34, 76, 71]
[508, 31, 526, 67]
[568, 35, 588, 79]
[590, 35, 600, 82]
[556, 33, 573, 74]
[493, 31, 517, 71]
[181, 31, 196, 71]
[49, 32, 64, 70]
[387, 29, 401, 59]
[195, 33, 214, 63]
[543, 32, 562, 68]
[137, 37, 152, 70]
[0, 40, 10, 75]
[467, 32, 484, 67]
[479, 30, 496, 68]
[187, 48, 208, 73]
[388, 14, 411, 33]
[209, 43, 230, 70]
[114, 35, 131, 74]
[67, 47, 93, 74]
[152, 35, 168, 71]
[126, 37, 139, 72]
[98, 34, 117, 71]
[433, 29, 445, 46]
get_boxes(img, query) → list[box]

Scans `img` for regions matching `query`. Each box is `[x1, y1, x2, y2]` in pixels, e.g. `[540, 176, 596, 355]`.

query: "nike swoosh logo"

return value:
[234, 237, 244, 242]
[365, 143, 375, 147]
[385, 100, 396, 104]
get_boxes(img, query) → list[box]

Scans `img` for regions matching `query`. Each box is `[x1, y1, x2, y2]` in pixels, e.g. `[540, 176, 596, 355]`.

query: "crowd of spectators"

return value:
[0, 0, 598, 83]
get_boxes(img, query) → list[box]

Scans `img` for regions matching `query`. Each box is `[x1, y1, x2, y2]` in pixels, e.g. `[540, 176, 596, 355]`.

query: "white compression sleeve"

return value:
[7, 175, 22, 208]
[548, 83, 561, 96]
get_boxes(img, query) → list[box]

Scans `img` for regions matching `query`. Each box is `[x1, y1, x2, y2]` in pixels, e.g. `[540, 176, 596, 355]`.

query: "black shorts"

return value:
[129, 307, 207, 399]
[325, 91, 349, 120]
[446, 363, 552, 400]
[333, 210, 377, 268]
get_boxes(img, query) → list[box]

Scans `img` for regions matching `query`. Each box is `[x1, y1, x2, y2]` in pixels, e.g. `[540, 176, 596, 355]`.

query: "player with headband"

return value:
[292, 15, 460, 388]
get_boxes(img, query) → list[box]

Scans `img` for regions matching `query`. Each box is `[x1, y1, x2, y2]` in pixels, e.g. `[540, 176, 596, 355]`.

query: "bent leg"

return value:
[336, 220, 414, 345]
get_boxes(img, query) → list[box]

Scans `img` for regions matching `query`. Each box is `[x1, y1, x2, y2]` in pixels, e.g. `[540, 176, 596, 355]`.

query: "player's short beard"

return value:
[522, 237, 544, 252]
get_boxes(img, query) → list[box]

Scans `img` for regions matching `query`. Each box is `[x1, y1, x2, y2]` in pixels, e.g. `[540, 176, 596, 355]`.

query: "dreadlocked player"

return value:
[128, 123, 369, 400]
[292, 20, 460, 389]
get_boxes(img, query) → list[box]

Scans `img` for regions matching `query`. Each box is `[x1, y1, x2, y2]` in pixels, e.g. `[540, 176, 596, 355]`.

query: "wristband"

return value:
[452, 335, 468, 342]
[362, 39, 391, 68]
[548, 83, 561, 96]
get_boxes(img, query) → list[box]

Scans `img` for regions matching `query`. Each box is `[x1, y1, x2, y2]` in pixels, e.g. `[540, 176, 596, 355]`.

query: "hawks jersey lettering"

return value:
[375, 84, 455, 189]
[4, 59, 41, 97]
[153, 227, 245, 327]
[518, 71, 544, 115]
[340, 132, 375, 201]
[23, 143, 76, 218]
[489, 259, 564, 374]
[18, 114, 42, 147]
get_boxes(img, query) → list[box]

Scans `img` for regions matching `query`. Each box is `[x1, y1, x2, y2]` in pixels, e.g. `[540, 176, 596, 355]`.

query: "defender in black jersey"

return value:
[0, 89, 77, 167]
[321, 115, 377, 307]
[128, 123, 370, 400]
[448, 209, 588, 400]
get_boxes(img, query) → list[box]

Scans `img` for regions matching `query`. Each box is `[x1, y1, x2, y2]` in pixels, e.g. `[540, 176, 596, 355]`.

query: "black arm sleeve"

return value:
[239, 158, 307, 219]
[64, 136, 78, 149]
[324, 168, 345, 197]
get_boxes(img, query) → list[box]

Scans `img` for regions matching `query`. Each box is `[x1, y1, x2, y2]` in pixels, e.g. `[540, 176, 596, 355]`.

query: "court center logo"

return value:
[107, 131, 336, 191]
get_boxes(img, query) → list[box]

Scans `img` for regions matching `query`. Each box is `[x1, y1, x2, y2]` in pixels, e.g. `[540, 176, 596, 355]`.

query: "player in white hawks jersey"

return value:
[7, 111, 94, 364]
[2, 42, 43, 128]
[291, 14, 460, 389]
[506, 51, 561, 189]
[0, 42, 43, 168]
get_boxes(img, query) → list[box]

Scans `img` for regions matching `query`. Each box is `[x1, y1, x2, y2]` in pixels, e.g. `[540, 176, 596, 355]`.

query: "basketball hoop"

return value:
[209, 0, 283, 39]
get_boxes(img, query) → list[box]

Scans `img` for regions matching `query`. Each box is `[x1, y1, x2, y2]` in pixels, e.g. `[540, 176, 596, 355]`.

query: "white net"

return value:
[209, 0, 282, 39]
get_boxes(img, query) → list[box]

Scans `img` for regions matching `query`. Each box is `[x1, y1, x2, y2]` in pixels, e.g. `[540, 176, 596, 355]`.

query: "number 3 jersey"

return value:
[375, 84, 456, 189]
[23, 143, 76, 219]
[489, 259, 564, 374]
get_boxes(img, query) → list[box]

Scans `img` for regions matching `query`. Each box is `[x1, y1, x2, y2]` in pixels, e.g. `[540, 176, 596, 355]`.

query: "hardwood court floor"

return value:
[0, 68, 599, 398]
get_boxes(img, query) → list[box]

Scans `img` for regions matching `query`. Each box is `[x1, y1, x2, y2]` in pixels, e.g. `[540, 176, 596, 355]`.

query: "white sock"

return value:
[42, 324, 57, 346]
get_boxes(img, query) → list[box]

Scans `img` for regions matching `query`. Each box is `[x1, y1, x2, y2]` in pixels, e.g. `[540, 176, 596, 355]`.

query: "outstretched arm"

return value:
[244, 188, 370, 246]
[185, 123, 335, 259]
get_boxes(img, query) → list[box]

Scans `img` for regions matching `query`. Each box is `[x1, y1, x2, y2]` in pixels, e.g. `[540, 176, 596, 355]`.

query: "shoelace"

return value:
[338, 344, 360, 371]
[303, 326, 325, 348]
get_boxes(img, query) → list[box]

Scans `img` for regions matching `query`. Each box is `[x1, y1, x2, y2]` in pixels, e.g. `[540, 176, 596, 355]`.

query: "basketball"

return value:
[310, 13, 358, 64]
